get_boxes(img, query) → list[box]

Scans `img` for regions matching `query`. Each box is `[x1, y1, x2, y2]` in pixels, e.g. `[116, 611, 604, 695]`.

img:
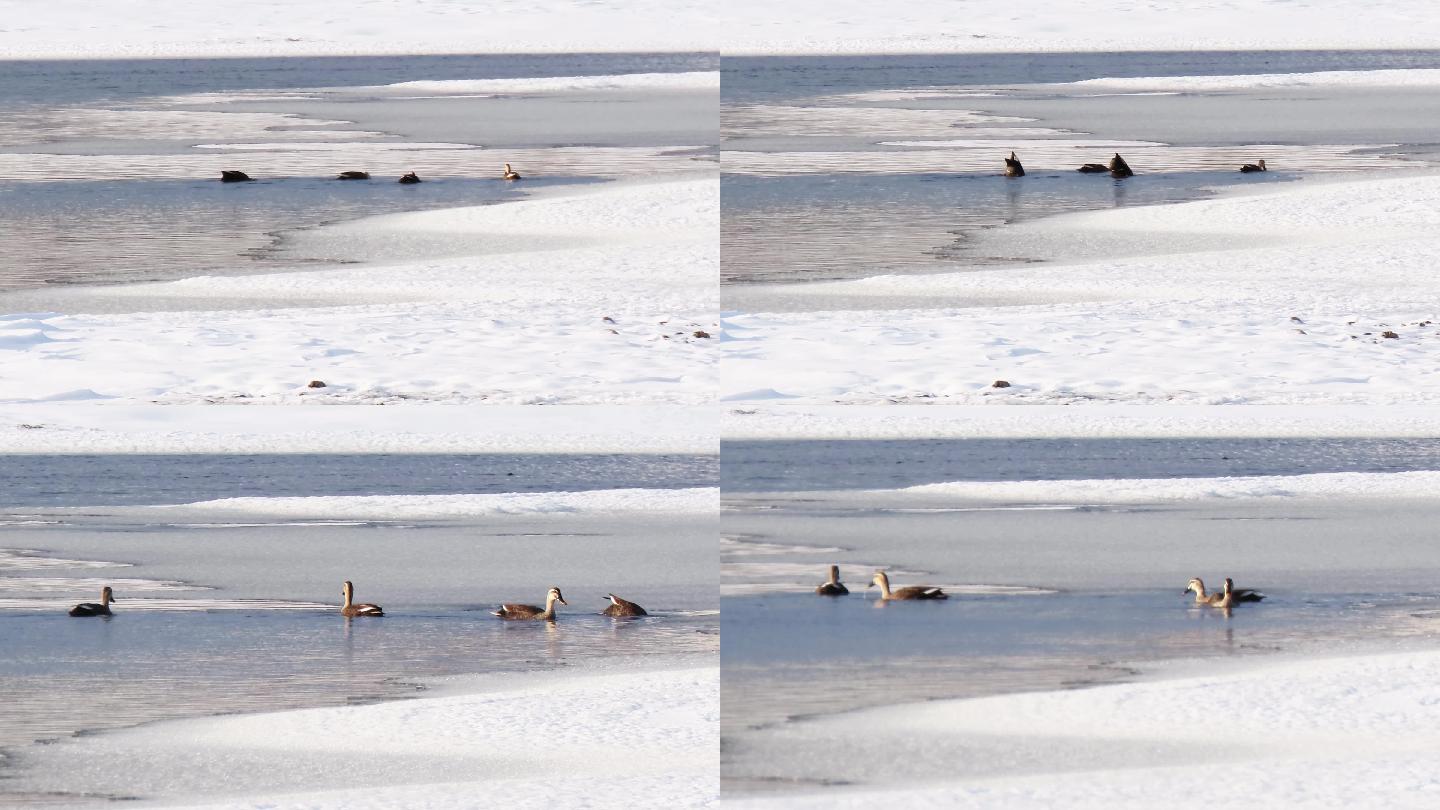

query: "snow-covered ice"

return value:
[12, 663, 719, 809]
[0, 0, 717, 59]
[722, 0, 1440, 54]
[722, 172, 1440, 405]
[725, 650, 1440, 809]
[176, 487, 718, 519]
[721, 404, 1440, 440]
[0, 404, 716, 454]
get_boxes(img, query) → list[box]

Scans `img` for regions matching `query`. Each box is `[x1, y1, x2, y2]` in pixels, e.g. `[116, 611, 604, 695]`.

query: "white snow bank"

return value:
[367, 71, 719, 96]
[722, 0, 1440, 54]
[895, 471, 1440, 504]
[174, 487, 718, 519]
[16, 665, 718, 809]
[722, 404, 1440, 440]
[0, 404, 717, 454]
[0, 0, 717, 59]
[726, 651, 1440, 809]
[1071, 68, 1440, 93]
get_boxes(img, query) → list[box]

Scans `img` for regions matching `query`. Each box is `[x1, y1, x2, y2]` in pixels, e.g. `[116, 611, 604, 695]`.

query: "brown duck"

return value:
[601, 593, 648, 617]
[340, 580, 384, 617]
[868, 570, 948, 601]
[1109, 153, 1134, 178]
[1003, 151, 1025, 177]
[494, 586, 566, 620]
[815, 565, 849, 596]
[69, 586, 116, 617]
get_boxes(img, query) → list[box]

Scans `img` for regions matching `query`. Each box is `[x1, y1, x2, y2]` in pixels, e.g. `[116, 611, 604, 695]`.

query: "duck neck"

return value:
[342, 587, 353, 610]
[540, 594, 558, 619]
[101, 590, 111, 607]
[828, 567, 841, 585]
[875, 575, 892, 599]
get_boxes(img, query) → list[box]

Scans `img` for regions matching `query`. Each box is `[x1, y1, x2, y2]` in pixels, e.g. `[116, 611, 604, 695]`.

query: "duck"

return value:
[1240, 159, 1267, 173]
[868, 570, 948, 601]
[815, 565, 849, 596]
[220, 170, 253, 183]
[69, 586, 115, 617]
[494, 586, 566, 620]
[1185, 577, 1264, 607]
[398, 172, 422, 184]
[1077, 163, 1109, 173]
[336, 171, 370, 180]
[502, 163, 522, 181]
[1109, 153, 1134, 178]
[1003, 151, 1025, 177]
[340, 580, 384, 617]
[601, 593, 648, 617]
[1218, 577, 1264, 608]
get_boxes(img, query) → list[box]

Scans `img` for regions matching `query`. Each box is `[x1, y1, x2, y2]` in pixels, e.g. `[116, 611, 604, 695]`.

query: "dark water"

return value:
[722, 50, 1440, 102]
[0, 175, 596, 289]
[0, 453, 716, 507]
[0, 53, 717, 109]
[722, 437, 1440, 492]
[722, 168, 1285, 283]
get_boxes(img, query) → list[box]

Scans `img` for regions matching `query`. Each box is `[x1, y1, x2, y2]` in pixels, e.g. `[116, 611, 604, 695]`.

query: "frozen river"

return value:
[721, 437, 1440, 793]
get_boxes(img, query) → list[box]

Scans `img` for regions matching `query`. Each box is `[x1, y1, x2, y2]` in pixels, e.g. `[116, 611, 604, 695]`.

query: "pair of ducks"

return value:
[1006, 152, 1265, 178]
[343, 582, 644, 620]
[815, 566, 949, 601]
[219, 164, 522, 184]
[1184, 577, 1265, 609]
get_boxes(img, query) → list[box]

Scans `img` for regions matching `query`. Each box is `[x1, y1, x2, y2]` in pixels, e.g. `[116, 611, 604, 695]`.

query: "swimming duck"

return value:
[1185, 577, 1264, 607]
[1240, 159, 1267, 173]
[220, 170, 253, 183]
[398, 172, 422, 184]
[1003, 151, 1025, 177]
[815, 565, 849, 596]
[1218, 577, 1264, 608]
[69, 586, 115, 617]
[340, 580, 384, 617]
[502, 163, 522, 181]
[601, 593, 648, 617]
[494, 586, 566, 620]
[868, 570, 948, 601]
[1077, 163, 1109, 173]
[336, 171, 370, 180]
[1109, 153, 1134, 178]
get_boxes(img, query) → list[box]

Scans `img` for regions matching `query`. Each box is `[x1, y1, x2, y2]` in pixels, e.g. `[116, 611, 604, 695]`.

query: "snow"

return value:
[13, 664, 719, 809]
[725, 651, 1440, 809]
[722, 172, 1440, 405]
[0, 176, 718, 409]
[0, 404, 716, 454]
[174, 487, 719, 519]
[0, 0, 716, 59]
[366, 72, 720, 96]
[1070, 68, 1440, 93]
[722, 0, 1440, 54]
[895, 471, 1440, 503]
[722, 404, 1440, 440]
